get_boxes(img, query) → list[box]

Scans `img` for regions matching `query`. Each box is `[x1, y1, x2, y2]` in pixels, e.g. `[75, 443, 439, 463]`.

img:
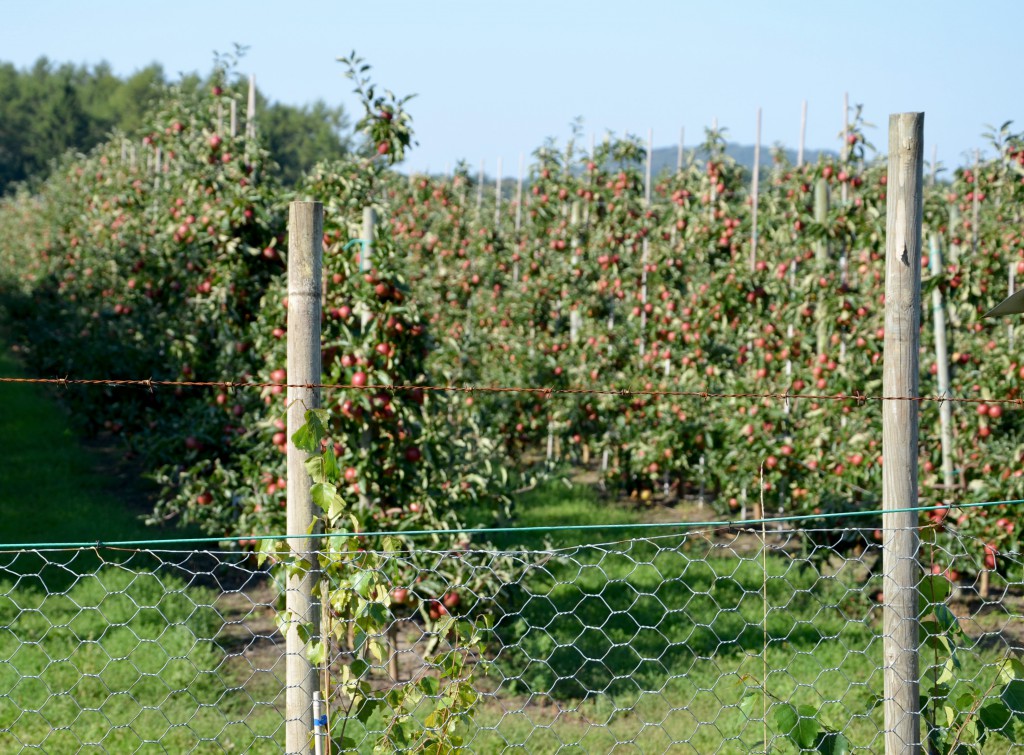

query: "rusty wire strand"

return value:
[0, 374, 1021, 408]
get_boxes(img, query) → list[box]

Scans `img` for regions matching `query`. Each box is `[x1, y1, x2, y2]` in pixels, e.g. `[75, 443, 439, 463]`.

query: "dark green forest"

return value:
[0, 57, 352, 193]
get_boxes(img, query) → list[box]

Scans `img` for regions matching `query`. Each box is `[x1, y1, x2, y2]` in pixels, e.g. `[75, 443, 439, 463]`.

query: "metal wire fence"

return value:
[1, 525, 1022, 753]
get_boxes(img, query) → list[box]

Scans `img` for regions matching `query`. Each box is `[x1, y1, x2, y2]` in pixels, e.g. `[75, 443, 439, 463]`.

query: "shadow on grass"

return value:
[488, 482, 878, 700]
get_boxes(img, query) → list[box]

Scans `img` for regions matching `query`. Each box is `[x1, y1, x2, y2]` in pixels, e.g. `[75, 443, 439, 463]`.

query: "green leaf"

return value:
[355, 697, 381, 724]
[256, 538, 277, 568]
[290, 422, 319, 453]
[420, 675, 440, 696]
[323, 447, 340, 482]
[919, 574, 951, 610]
[980, 701, 1012, 733]
[815, 729, 850, 755]
[999, 658, 1024, 684]
[306, 639, 326, 665]
[304, 455, 325, 483]
[775, 703, 820, 749]
[311, 482, 344, 517]
[363, 601, 390, 626]
[934, 604, 961, 634]
[1002, 679, 1024, 720]
[352, 569, 374, 600]
[938, 656, 957, 686]
[350, 658, 369, 678]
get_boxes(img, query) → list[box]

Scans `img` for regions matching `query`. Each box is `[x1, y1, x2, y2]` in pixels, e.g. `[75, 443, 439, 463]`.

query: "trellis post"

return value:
[881, 112, 924, 755]
[286, 201, 323, 754]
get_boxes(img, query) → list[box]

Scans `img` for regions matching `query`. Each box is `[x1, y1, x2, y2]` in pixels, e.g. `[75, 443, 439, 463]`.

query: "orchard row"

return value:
[2, 79, 1023, 569]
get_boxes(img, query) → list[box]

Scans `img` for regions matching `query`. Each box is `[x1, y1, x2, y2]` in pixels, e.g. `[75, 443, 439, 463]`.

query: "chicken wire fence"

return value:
[1, 526, 1022, 753]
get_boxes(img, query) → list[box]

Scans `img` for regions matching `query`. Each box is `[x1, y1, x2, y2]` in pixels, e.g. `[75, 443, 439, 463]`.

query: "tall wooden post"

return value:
[882, 112, 924, 754]
[286, 201, 323, 755]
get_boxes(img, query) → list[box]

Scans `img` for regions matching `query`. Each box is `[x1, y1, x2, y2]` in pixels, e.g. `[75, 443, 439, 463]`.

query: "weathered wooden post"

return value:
[286, 201, 323, 754]
[882, 112, 924, 754]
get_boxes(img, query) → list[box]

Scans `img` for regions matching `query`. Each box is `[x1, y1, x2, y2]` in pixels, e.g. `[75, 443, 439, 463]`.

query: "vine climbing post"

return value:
[882, 112, 924, 755]
[286, 200, 324, 755]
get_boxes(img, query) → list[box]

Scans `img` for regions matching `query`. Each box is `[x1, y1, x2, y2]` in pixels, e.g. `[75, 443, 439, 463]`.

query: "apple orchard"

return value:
[2, 72, 1024, 582]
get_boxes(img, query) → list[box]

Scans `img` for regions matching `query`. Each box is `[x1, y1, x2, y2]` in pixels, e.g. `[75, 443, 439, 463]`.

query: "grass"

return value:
[459, 483, 1018, 753]
[0, 333, 283, 751]
[0, 567, 282, 752]
[0, 343, 165, 549]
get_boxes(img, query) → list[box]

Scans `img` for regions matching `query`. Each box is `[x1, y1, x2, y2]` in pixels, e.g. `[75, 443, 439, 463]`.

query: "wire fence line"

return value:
[0, 497, 1020, 552]
[2, 527, 1022, 753]
[2, 374, 1023, 409]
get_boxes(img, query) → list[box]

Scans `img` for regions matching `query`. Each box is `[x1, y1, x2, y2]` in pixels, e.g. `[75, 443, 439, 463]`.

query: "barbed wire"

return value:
[0, 374, 1020, 408]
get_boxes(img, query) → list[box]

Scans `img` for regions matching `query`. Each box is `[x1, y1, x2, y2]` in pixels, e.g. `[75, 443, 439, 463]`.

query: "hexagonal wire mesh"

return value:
[0, 525, 1022, 753]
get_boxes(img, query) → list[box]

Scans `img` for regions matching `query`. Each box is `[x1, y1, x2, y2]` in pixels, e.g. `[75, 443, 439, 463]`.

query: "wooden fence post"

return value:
[882, 111, 924, 754]
[286, 200, 324, 755]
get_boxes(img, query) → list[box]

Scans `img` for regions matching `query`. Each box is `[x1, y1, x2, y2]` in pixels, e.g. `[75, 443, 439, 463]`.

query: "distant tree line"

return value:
[0, 57, 351, 193]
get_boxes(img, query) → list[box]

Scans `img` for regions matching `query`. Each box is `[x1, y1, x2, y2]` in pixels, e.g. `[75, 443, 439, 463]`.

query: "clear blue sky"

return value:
[8, 1, 1023, 175]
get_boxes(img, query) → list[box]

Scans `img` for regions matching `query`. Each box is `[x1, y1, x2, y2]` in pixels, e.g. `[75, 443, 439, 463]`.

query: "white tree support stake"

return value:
[230, 99, 237, 138]
[881, 112, 924, 754]
[677, 127, 685, 174]
[972, 150, 981, 254]
[798, 100, 807, 168]
[841, 92, 850, 205]
[750, 108, 762, 272]
[639, 129, 653, 359]
[246, 74, 257, 140]
[312, 691, 324, 755]
[929, 234, 955, 497]
[494, 157, 503, 229]
[477, 159, 485, 215]
[286, 201, 323, 755]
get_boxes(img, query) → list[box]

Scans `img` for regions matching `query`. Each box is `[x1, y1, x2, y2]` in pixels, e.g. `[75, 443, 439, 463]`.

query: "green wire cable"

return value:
[0, 497, 1019, 551]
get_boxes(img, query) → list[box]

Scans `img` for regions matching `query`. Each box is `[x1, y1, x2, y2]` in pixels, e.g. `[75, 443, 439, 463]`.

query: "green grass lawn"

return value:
[0, 343, 164, 549]
[0, 335, 284, 751]
[458, 484, 1019, 753]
